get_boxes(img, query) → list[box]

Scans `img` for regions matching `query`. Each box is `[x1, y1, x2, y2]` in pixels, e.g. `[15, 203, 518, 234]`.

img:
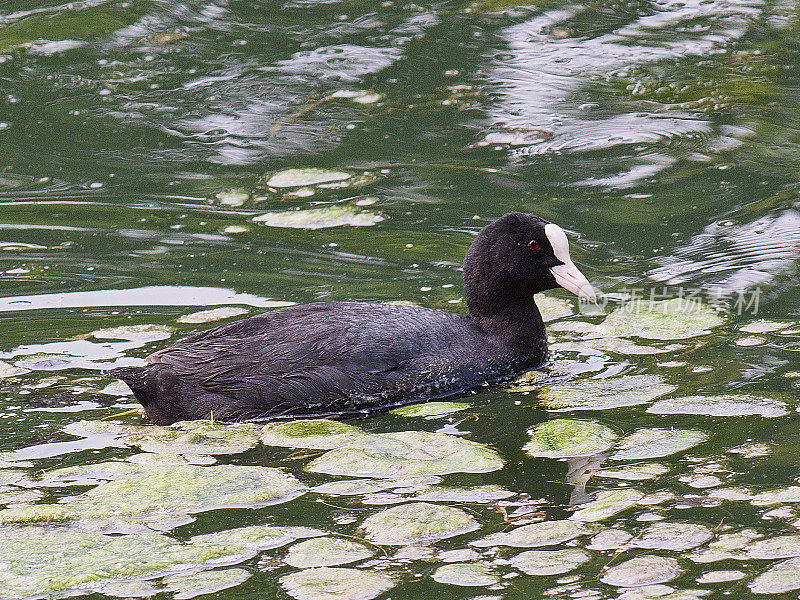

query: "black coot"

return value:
[111, 213, 595, 424]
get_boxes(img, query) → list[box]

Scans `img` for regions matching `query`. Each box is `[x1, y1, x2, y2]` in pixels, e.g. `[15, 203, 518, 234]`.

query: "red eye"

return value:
[528, 240, 540, 251]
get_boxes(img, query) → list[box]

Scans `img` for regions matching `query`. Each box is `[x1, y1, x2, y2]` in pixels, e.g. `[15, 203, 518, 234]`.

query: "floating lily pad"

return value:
[749, 557, 800, 594]
[615, 586, 708, 600]
[688, 529, 760, 563]
[413, 485, 514, 503]
[740, 320, 791, 334]
[361, 502, 479, 546]
[536, 295, 574, 321]
[597, 299, 724, 340]
[192, 524, 324, 551]
[432, 563, 499, 586]
[260, 419, 367, 450]
[91, 324, 174, 342]
[601, 555, 681, 587]
[647, 394, 788, 418]
[0, 360, 29, 378]
[570, 489, 643, 522]
[524, 419, 617, 459]
[697, 570, 745, 583]
[473, 519, 586, 548]
[265, 168, 353, 188]
[99, 380, 133, 396]
[552, 339, 671, 356]
[214, 189, 250, 207]
[611, 428, 708, 461]
[632, 523, 714, 551]
[163, 568, 252, 599]
[746, 535, 800, 559]
[280, 567, 394, 600]
[0, 529, 253, 599]
[253, 206, 383, 229]
[39, 461, 147, 486]
[307, 431, 504, 478]
[391, 402, 470, 418]
[510, 549, 591, 576]
[597, 463, 669, 481]
[587, 528, 634, 551]
[536, 375, 676, 411]
[284, 537, 373, 568]
[751, 486, 800, 506]
[311, 479, 390, 496]
[177, 307, 249, 324]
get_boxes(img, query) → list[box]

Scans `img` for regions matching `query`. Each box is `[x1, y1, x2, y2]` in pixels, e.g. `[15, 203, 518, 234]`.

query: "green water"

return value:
[1, 0, 800, 598]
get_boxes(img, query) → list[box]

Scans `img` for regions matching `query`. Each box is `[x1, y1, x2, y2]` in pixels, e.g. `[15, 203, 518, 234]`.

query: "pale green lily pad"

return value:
[192, 524, 324, 551]
[214, 189, 250, 207]
[91, 324, 173, 341]
[39, 461, 147, 486]
[536, 295, 574, 321]
[472, 519, 586, 548]
[177, 307, 249, 324]
[0, 529, 253, 599]
[413, 485, 513, 503]
[99, 380, 133, 396]
[163, 568, 252, 599]
[0, 487, 44, 505]
[740, 320, 791, 334]
[697, 570, 746, 583]
[127, 452, 216, 466]
[749, 557, 800, 594]
[632, 523, 714, 551]
[600, 555, 682, 587]
[597, 463, 669, 481]
[751, 486, 800, 506]
[253, 206, 383, 229]
[280, 567, 394, 600]
[616, 586, 709, 600]
[0, 465, 305, 524]
[0, 469, 28, 486]
[688, 529, 761, 563]
[536, 375, 676, 411]
[311, 479, 391, 496]
[0, 360, 30, 378]
[524, 419, 617, 459]
[510, 549, 591, 576]
[587, 528, 633, 551]
[746, 535, 800, 559]
[260, 419, 367, 450]
[597, 299, 724, 340]
[647, 394, 788, 418]
[307, 431, 504, 478]
[432, 563, 500, 586]
[570, 489, 643, 522]
[611, 428, 709, 461]
[551, 339, 671, 356]
[361, 502, 479, 545]
[284, 537, 373, 568]
[391, 402, 470, 418]
[265, 168, 352, 188]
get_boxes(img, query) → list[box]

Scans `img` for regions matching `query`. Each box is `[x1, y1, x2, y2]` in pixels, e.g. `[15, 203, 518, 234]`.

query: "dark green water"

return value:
[1, 0, 800, 598]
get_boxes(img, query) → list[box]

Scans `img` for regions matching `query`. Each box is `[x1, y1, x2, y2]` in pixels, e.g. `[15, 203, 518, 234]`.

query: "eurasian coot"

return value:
[111, 212, 595, 424]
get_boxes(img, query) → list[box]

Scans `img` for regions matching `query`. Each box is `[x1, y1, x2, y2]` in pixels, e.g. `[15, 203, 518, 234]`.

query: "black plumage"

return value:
[111, 212, 595, 424]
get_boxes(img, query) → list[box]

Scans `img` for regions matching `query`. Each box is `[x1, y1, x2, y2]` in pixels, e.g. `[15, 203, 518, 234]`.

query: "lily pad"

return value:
[751, 486, 800, 506]
[413, 485, 514, 503]
[432, 563, 499, 586]
[177, 307, 249, 324]
[536, 295, 574, 321]
[587, 528, 634, 551]
[524, 419, 617, 459]
[473, 519, 586, 548]
[280, 567, 394, 600]
[91, 324, 173, 342]
[536, 375, 676, 411]
[361, 502, 479, 545]
[163, 568, 252, 599]
[214, 189, 250, 207]
[749, 557, 800, 594]
[597, 299, 724, 340]
[307, 431, 504, 478]
[697, 570, 745, 583]
[746, 535, 800, 559]
[601, 555, 682, 587]
[391, 402, 470, 418]
[647, 394, 788, 418]
[596, 463, 669, 481]
[611, 428, 709, 461]
[284, 537, 373, 568]
[192, 524, 324, 551]
[260, 419, 367, 450]
[740, 320, 791, 334]
[265, 168, 353, 188]
[253, 206, 383, 229]
[510, 549, 591, 576]
[632, 523, 714, 551]
[570, 489, 643, 522]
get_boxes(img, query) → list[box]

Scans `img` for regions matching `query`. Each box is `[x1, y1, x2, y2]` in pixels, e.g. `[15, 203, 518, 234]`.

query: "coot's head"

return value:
[463, 213, 596, 313]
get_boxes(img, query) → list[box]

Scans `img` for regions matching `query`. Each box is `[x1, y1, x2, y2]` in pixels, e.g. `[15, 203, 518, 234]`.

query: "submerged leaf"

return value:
[524, 419, 616, 458]
[361, 502, 479, 545]
[280, 567, 394, 600]
[536, 375, 676, 411]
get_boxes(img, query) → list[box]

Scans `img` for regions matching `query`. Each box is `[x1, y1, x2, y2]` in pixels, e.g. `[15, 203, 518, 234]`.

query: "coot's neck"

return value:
[463, 273, 546, 352]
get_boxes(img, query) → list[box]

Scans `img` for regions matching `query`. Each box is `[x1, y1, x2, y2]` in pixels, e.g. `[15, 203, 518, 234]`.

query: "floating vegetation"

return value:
[192, 524, 324, 551]
[253, 206, 384, 229]
[647, 394, 788, 418]
[631, 523, 714, 551]
[177, 307, 249, 324]
[360, 502, 479, 545]
[391, 401, 470, 418]
[524, 419, 617, 459]
[535, 375, 676, 411]
[587, 529, 634, 551]
[536, 295, 574, 321]
[600, 555, 682, 587]
[748, 557, 800, 594]
[472, 519, 586, 548]
[413, 485, 513, 503]
[306, 431, 504, 477]
[432, 563, 500, 586]
[284, 537, 373, 568]
[697, 570, 746, 583]
[570, 489, 643, 522]
[597, 299, 724, 340]
[510, 549, 591, 576]
[163, 568, 252, 599]
[745, 534, 800, 559]
[260, 419, 367, 450]
[91, 324, 174, 342]
[740, 320, 792, 334]
[597, 463, 669, 481]
[214, 188, 251, 207]
[280, 567, 394, 600]
[264, 168, 354, 188]
[610, 428, 709, 461]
